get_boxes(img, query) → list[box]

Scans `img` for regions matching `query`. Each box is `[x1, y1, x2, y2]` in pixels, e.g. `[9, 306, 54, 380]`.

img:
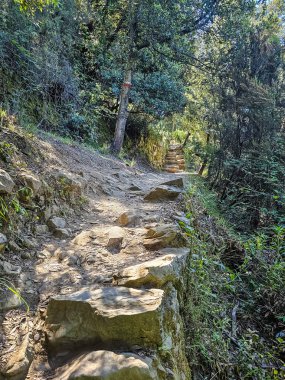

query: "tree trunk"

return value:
[112, 70, 132, 153]
[112, 0, 137, 154]
[182, 131, 190, 148]
[198, 160, 208, 176]
[198, 132, 210, 176]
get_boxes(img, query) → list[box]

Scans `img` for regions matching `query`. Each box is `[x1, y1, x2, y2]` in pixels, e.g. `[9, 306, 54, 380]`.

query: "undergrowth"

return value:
[184, 175, 285, 380]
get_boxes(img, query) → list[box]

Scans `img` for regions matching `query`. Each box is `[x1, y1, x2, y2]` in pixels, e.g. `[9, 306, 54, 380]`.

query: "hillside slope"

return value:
[0, 123, 191, 379]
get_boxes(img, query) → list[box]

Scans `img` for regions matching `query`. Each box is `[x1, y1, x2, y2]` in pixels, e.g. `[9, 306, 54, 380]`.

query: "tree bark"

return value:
[182, 131, 190, 148]
[198, 160, 208, 176]
[111, 0, 136, 154]
[198, 132, 210, 176]
[112, 70, 132, 154]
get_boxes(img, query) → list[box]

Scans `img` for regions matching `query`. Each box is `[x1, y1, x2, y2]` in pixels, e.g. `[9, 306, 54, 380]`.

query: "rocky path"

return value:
[0, 138, 192, 380]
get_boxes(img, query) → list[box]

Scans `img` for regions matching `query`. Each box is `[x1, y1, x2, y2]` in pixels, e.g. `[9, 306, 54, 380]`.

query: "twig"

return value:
[231, 302, 239, 339]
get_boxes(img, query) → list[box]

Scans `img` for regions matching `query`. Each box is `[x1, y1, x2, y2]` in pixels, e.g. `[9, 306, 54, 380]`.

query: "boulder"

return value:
[19, 172, 41, 194]
[8, 241, 22, 252]
[113, 248, 189, 288]
[20, 236, 37, 249]
[45, 286, 164, 353]
[34, 225, 49, 235]
[144, 186, 182, 202]
[160, 178, 184, 188]
[72, 227, 124, 248]
[54, 171, 83, 197]
[0, 261, 21, 275]
[143, 224, 187, 250]
[0, 292, 23, 312]
[106, 226, 124, 248]
[0, 233, 7, 252]
[3, 335, 33, 380]
[54, 351, 157, 380]
[116, 211, 141, 227]
[47, 217, 67, 231]
[53, 228, 70, 239]
[72, 230, 93, 246]
[142, 214, 159, 224]
[128, 185, 142, 191]
[0, 169, 15, 194]
[121, 242, 144, 255]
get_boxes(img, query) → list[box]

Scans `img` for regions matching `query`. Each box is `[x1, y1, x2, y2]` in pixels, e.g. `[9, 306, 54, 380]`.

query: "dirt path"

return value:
[0, 136, 189, 379]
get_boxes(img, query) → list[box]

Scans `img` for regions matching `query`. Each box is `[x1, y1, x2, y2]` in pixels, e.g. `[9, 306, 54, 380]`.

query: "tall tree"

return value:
[190, 0, 285, 230]
[109, 0, 220, 153]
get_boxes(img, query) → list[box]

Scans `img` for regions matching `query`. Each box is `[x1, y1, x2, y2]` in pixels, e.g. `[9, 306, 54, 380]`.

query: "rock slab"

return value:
[116, 211, 141, 227]
[45, 286, 164, 353]
[113, 248, 189, 288]
[106, 226, 124, 248]
[19, 172, 41, 194]
[0, 169, 15, 194]
[2, 335, 33, 380]
[160, 178, 184, 188]
[48, 217, 67, 231]
[54, 350, 157, 380]
[143, 224, 187, 250]
[144, 186, 182, 202]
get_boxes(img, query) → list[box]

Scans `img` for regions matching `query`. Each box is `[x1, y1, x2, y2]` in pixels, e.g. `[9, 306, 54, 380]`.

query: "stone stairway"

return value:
[164, 145, 185, 173]
[42, 179, 191, 380]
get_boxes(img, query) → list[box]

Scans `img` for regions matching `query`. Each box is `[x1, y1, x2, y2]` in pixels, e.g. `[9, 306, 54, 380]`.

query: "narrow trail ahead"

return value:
[1, 137, 191, 380]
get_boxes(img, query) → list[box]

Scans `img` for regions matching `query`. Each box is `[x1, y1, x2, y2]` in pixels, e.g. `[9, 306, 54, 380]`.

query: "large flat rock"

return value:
[143, 224, 187, 250]
[54, 351, 157, 380]
[144, 186, 182, 202]
[45, 287, 164, 353]
[113, 248, 190, 288]
[2, 335, 33, 380]
[160, 178, 184, 188]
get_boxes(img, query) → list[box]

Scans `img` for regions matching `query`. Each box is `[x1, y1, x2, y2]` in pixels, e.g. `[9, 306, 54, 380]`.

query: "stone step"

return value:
[144, 185, 182, 201]
[54, 350, 158, 380]
[164, 164, 179, 169]
[164, 145, 185, 174]
[166, 150, 178, 154]
[167, 149, 180, 153]
[143, 224, 187, 250]
[165, 152, 178, 156]
[45, 286, 165, 354]
[165, 160, 179, 165]
[164, 166, 180, 171]
[165, 155, 179, 159]
[113, 248, 189, 288]
[160, 178, 184, 188]
[165, 167, 180, 173]
[169, 144, 181, 149]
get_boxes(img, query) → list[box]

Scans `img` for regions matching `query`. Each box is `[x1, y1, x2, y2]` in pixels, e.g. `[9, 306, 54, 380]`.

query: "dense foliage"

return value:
[186, 0, 285, 231]
[0, 0, 217, 145]
[184, 177, 285, 380]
